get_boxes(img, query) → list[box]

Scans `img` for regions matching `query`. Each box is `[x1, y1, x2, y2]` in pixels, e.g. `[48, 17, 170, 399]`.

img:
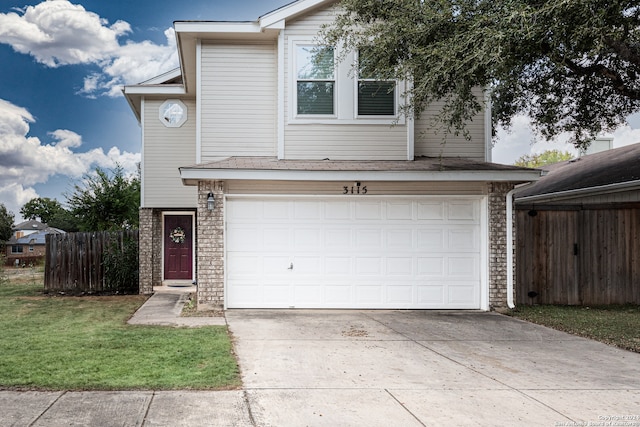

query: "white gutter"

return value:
[506, 182, 533, 309]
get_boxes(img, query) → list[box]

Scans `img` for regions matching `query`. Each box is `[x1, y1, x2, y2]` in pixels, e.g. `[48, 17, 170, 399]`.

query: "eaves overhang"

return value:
[122, 84, 187, 122]
[179, 166, 542, 186]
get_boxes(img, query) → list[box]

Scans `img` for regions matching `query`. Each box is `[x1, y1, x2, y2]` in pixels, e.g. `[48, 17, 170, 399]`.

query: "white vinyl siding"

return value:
[200, 42, 277, 161]
[414, 90, 487, 160]
[142, 99, 197, 208]
[284, 124, 407, 159]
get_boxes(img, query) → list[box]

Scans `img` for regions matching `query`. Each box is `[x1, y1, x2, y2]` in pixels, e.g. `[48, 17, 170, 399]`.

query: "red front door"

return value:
[164, 215, 193, 280]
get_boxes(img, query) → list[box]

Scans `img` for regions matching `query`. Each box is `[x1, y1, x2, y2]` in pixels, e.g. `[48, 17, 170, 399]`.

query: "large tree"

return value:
[20, 197, 64, 224]
[0, 204, 14, 242]
[20, 197, 81, 232]
[66, 165, 140, 231]
[321, 0, 640, 149]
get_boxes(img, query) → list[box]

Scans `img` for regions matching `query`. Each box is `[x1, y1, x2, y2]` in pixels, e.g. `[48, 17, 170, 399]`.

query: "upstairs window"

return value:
[357, 50, 396, 116]
[296, 46, 335, 115]
[11, 245, 23, 254]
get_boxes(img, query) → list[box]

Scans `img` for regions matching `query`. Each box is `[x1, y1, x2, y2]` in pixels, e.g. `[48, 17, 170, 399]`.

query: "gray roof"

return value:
[515, 143, 640, 200]
[13, 219, 47, 231]
[184, 156, 531, 172]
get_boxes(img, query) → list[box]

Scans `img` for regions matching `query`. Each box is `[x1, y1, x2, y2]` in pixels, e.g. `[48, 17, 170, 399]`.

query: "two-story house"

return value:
[124, 0, 540, 311]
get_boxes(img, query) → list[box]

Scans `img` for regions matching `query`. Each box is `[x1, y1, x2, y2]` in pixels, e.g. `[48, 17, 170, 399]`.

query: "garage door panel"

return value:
[386, 201, 413, 220]
[355, 201, 382, 220]
[356, 285, 383, 304]
[448, 256, 480, 278]
[386, 229, 414, 248]
[417, 257, 444, 276]
[386, 257, 413, 275]
[226, 197, 483, 309]
[294, 201, 322, 219]
[292, 256, 322, 274]
[356, 257, 382, 274]
[448, 200, 479, 221]
[417, 285, 445, 304]
[417, 229, 445, 250]
[325, 257, 352, 274]
[227, 255, 260, 275]
[294, 228, 321, 248]
[386, 284, 413, 303]
[262, 256, 290, 274]
[325, 285, 352, 304]
[324, 201, 351, 219]
[448, 283, 479, 305]
[417, 201, 445, 220]
[263, 201, 289, 219]
[448, 228, 479, 251]
[356, 229, 382, 248]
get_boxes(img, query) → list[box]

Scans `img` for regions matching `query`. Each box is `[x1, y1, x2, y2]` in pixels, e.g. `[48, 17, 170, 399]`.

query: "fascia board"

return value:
[515, 179, 640, 204]
[180, 168, 542, 184]
[174, 21, 262, 34]
[259, 0, 329, 28]
[122, 85, 186, 95]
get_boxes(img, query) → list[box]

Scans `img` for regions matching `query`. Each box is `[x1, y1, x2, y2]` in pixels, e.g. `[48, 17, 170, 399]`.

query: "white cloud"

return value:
[0, 98, 140, 222]
[0, 0, 178, 97]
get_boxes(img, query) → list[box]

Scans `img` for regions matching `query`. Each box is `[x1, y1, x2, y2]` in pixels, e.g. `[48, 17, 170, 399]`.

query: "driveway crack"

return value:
[385, 389, 426, 427]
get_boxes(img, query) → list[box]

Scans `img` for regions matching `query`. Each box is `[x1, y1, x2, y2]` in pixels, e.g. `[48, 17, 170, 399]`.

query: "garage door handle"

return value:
[287, 263, 293, 270]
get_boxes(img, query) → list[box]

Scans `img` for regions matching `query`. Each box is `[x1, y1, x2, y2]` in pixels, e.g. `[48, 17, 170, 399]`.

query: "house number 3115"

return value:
[343, 183, 367, 195]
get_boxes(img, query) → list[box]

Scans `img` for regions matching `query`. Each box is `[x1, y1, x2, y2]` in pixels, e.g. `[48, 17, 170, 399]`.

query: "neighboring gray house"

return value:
[515, 143, 640, 305]
[124, 0, 540, 311]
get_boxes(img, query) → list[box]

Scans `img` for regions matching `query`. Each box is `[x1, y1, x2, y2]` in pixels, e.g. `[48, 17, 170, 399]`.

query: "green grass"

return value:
[0, 281, 241, 391]
[508, 305, 640, 353]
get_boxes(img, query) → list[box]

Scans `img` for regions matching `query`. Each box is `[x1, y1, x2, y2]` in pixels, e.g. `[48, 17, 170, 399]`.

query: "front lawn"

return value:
[508, 304, 640, 353]
[0, 274, 240, 390]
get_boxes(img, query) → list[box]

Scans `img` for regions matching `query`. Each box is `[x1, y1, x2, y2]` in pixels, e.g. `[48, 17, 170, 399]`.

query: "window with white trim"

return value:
[357, 49, 396, 116]
[11, 245, 23, 254]
[295, 46, 335, 115]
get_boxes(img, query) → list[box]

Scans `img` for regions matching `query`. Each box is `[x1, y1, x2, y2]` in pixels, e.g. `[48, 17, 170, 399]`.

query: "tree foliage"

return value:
[321, 0, 640, 148]
[0, 204, 14, 242]
[20, 197, 81, 232]
[20, 197, 64, 224]
[66, 165, 140, 231]
[514, 150, 574, 168]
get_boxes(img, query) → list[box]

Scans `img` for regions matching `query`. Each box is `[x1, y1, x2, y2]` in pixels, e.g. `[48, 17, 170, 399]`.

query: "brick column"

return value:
[196, 180, 225, 311]
[488, 182, 515, 310]
[138, 208, 154, 294]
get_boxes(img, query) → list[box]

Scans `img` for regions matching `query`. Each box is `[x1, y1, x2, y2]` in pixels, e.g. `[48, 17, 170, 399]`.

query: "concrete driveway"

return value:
[226, 310, 640, 426]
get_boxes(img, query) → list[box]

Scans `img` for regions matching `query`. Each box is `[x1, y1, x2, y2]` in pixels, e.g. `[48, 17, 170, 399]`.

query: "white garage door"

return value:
[226, 197, 483, 309]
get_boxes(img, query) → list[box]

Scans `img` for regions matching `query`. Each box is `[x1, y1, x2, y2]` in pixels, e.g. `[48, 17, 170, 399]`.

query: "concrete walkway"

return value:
[127, 286, 225, 327]
[2, 294, 640, 426]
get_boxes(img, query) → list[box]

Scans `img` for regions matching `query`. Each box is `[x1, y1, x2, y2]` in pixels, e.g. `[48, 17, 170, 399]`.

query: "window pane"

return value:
[358, 81, 395, 115]
[297, 46, 334, 80]
[297, 82, 334, 114]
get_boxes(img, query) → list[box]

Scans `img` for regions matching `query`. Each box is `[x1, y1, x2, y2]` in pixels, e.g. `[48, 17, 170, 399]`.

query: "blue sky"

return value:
[1, 0, 639, 223]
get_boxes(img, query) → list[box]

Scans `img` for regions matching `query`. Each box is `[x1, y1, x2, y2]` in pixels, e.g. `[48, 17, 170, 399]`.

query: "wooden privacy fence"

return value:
[516, 207, 640, 305]
[45, 230, 139, 294]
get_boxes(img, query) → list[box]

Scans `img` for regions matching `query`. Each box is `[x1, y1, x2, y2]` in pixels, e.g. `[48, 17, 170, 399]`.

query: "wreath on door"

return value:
[169, 226, 186, 244]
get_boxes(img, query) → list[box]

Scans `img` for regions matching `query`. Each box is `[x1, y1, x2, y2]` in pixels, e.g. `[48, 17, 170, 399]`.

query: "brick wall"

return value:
[196, 181, 225, 310]
[488, 182, 515, 309]
[138, 208, 154, 294]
